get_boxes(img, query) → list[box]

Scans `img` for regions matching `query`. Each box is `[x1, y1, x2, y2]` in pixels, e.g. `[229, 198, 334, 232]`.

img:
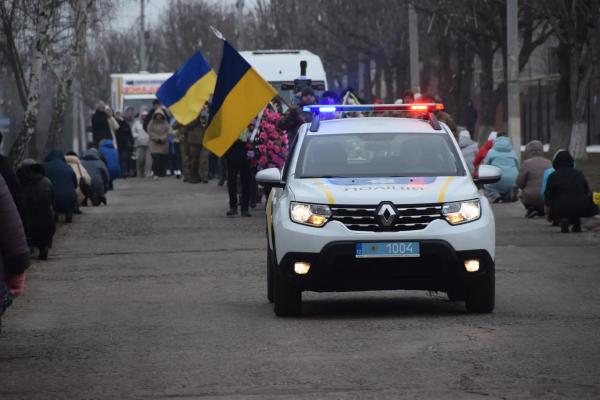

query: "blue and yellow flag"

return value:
[156, 51, 216, 125]
[203, 41, 277, 157]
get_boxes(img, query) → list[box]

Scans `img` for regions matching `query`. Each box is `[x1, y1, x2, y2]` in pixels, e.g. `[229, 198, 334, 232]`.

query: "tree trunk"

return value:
[45, 79, 68, 152]
[383, 64, 394, 103]
[477, 45, 496, 144]
[45, 0, 92, 153]
[568, 46, 593, 160]
[569, 121, 588, 160]
[550, 43, 572, 154]
[373, 58, 382, 99]
[9, 3, 54, 167]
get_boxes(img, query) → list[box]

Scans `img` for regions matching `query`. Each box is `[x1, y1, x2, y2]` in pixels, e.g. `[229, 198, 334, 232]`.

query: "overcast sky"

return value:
[112, 0, 256, 30]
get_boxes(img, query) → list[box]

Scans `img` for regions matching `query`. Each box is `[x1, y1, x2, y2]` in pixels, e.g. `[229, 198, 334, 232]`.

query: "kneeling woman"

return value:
[544, 150, 597, 233]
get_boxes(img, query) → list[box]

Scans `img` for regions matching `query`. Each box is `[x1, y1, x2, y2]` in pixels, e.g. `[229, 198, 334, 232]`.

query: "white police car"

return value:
[256, 104, 502, 316]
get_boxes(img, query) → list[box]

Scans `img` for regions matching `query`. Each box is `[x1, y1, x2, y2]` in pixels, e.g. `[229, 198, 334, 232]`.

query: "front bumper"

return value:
[279, 240, 493, 293]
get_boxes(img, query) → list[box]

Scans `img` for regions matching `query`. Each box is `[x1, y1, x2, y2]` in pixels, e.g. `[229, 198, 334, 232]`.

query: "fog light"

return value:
[464, 259, 480, 272]
[294, 262, 311, 275]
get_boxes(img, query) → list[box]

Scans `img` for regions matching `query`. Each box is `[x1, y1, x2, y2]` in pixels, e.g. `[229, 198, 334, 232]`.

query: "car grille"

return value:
[329, 204, 444, 232]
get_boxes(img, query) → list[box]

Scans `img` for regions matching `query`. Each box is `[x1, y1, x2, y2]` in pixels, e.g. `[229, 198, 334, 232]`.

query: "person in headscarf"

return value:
[544, 150, 596, 233]
[43, 149, 77, 223]
[16, 159, 56, 259]
[516, 141, 552, 218]
[482, 132, 520, 202]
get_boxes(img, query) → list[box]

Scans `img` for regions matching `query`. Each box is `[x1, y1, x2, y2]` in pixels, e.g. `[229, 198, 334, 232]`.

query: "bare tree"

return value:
[45, 0, 95, 152]
[534, 0, 599, 159]
[416, 0, 553, 142]
[7, 0, 61, 166]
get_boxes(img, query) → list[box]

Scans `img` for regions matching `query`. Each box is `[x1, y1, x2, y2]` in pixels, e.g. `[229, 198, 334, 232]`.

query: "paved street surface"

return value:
[1, 178, 599, 399]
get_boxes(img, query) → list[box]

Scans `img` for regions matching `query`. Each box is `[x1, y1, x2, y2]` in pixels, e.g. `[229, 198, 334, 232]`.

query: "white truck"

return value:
[240, 50, 328, 105]
[110, 73, 172, 114]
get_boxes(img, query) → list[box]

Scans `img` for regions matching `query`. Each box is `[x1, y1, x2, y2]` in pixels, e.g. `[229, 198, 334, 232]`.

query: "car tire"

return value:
[465, 271, 495, 313]
[446, 288, 465, 301]
[273, 267, 302, 317]
[267, 249, 274, 303]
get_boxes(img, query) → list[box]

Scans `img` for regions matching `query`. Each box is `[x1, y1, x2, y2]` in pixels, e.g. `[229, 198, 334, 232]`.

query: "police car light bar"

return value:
[304, 103, 445, 132]
[302, 103, 445, 113]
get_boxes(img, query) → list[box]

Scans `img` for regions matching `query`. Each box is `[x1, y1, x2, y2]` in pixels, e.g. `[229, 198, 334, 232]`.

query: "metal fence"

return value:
[521, 80, 600, 145]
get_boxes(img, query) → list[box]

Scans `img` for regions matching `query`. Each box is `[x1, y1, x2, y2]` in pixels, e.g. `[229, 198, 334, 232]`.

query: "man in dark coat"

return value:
[544, 150, 596, 233]
[91, 101, 113, 145]
[114, 112, 134, 178]
[0, 173, 30, 321]
[0, 131, 25, 220]
[44, 149, 78, 223]
[81, 149, 109, 206]
[225, 132, 252, 217]
[16, 160, 55, 260]
[278, 88, 317, 142]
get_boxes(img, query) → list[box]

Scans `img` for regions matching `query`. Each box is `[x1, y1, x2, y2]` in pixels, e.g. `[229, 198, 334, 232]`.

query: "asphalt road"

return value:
[1, 177, 600, 399]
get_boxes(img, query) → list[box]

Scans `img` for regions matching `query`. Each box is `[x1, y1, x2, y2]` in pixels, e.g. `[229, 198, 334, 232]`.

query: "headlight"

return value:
[290, 202, 331, 227]
[442, 199, 481, 225]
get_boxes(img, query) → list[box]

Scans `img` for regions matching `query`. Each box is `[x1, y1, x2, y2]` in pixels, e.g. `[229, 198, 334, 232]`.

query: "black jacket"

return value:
[91, 111, 112, 144]
[545, 168, 593, 219]
[115, 119, 134, 152]
[16, 161, 56, 247]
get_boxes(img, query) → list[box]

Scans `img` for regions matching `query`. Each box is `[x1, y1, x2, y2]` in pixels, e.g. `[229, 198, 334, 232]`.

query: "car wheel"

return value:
[465, 271, 495, 313]
[273, 267, 302, 317]
[446, 288, 465, 301]
[267, 248, 274, 303]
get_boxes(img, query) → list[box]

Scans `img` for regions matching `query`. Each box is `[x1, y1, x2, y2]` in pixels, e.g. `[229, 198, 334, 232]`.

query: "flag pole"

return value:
[210, 26, 226, 41]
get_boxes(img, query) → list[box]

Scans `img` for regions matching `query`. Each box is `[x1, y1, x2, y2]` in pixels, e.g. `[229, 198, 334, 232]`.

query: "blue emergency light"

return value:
[303, 103, 445, 132]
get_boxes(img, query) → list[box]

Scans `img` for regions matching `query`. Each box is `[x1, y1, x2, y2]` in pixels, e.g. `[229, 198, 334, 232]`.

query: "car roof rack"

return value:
[302, 103, 445, 132]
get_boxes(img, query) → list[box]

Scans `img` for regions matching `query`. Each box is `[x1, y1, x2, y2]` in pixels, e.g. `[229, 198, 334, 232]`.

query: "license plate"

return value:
[355, 242, 420, 258]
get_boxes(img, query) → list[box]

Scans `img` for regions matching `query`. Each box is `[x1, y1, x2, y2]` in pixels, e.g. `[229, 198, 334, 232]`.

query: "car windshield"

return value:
[295, 132, 465, 178]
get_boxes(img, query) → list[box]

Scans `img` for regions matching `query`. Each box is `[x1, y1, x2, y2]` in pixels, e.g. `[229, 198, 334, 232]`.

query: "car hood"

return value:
[289, 176, 477, 205]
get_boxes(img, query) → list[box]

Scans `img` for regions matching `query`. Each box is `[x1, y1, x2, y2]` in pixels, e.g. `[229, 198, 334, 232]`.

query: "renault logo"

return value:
[376, 202, 397, 227]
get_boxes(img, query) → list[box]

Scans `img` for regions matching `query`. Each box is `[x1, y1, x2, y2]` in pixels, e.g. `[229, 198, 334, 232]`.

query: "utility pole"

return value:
[140, 0, 147, 71]
[408, 3, 420, 94]
[235, 0, 245, 49]
[507, 0, 521, 157]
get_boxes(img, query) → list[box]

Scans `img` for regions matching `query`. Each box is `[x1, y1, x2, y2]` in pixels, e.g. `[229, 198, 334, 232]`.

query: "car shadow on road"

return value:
[300, 294, 466, 319]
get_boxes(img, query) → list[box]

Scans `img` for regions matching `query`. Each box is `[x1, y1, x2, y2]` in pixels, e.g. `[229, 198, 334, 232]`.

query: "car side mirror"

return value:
[256, 168, 285, 188]
[474, 165, 502, 186]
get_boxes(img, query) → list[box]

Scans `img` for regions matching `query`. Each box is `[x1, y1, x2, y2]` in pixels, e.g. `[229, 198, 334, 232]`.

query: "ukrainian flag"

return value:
[203, 41, 277, 156]
[156, 51, 216, 125]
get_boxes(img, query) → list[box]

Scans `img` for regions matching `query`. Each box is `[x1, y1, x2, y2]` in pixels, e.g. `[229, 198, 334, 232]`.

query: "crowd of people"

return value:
[0, 129, 119, 329]
[459, 129, 598, 233]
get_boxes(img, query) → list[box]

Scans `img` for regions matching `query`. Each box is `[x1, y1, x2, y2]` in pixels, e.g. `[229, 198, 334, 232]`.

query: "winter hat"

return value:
[487, 131, 498, 141]
[301, 88, 315, 98]
[459, 130, 471, 140]
[552, 149, 574, 170]
[524, 140, 544, 160]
